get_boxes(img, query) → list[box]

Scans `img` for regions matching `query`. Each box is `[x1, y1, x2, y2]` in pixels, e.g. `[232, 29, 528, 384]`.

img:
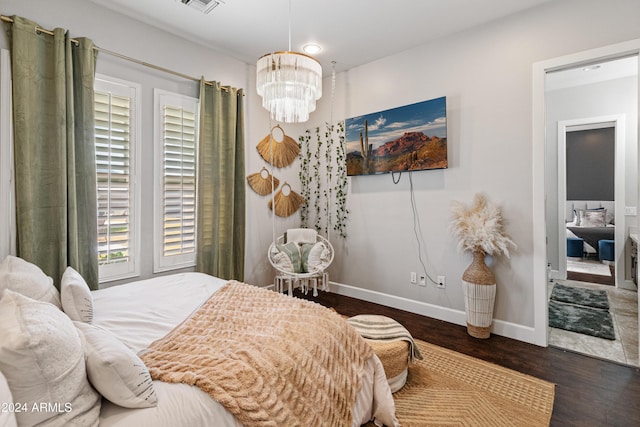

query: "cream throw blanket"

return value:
[140, 281, 375, 427]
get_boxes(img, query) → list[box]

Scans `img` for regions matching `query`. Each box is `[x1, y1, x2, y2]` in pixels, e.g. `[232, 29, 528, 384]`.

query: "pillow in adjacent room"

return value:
[0, 289, 101, 426]
[579, 209, 607, 227]
[0, 370, 17, 427]
[74, 321, 158, 408]
[273, 242, 302, 273]
[61, 266, 94, 323]
[0, 255, 61, 309]
[606, 210, 615, 225]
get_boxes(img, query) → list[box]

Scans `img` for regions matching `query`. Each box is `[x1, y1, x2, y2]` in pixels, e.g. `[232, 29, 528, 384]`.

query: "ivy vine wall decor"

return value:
[298, 121, 349, 238]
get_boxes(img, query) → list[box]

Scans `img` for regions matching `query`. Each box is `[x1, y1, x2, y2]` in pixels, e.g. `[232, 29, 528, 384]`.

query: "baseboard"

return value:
[549, 269, 563, 280]
[327, 281, 539, 345]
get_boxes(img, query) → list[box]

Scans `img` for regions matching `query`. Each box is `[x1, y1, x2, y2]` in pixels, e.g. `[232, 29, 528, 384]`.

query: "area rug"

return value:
[364, 340, 555, 427]
[548, 300, 615, 340]
[550, 283, 609, 309]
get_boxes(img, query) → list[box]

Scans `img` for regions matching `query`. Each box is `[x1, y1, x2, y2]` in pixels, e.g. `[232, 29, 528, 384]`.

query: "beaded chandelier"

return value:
[255, 0, 322, 123]
[256, 51, 322, 123]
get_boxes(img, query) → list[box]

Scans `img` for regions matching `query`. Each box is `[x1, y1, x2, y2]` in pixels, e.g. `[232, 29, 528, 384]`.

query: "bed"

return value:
[0, 257, 398, 427]
[565, 200, 615, 256]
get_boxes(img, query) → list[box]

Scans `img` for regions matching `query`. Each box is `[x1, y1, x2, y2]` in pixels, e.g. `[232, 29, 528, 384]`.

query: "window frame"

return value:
[0, 49, 15, 260]
[94, 74, 142, 283]
[153, 89, 199, 273]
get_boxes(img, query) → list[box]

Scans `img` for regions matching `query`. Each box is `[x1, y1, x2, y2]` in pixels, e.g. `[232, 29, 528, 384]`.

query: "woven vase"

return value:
[462, 250, 496, 339]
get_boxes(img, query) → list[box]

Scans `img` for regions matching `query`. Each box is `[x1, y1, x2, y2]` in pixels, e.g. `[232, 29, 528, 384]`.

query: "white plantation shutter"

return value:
[154, 90, 198, 271]
[162, 105, 196, 256]
[95, 91, 130, 264]
[94, 76, 141, 282]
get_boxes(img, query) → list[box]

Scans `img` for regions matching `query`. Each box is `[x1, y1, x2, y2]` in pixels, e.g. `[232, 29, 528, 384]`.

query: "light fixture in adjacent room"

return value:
[256, 1, 322, 123]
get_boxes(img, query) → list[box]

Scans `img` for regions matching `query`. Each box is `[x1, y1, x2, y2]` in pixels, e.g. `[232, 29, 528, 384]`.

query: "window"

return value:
[94, 75, 141, 282]
[154, 90, 199, 272]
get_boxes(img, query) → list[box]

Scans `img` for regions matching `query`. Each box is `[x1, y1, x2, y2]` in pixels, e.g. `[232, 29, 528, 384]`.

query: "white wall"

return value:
[252, 0, 640, 343]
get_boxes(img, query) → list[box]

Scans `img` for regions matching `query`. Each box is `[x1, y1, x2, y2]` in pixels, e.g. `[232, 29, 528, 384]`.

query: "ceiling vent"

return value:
[180, 0, 224, 14]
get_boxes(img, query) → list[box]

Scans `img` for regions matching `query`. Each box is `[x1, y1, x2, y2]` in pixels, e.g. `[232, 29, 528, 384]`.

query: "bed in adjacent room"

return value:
[0, 257, 398, 427]
[564, 200, 615, 257]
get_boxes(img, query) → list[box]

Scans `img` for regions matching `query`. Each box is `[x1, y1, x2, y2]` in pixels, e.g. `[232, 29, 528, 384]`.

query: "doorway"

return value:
[540, 53, 639, 365]
[564, 125, 616, 286]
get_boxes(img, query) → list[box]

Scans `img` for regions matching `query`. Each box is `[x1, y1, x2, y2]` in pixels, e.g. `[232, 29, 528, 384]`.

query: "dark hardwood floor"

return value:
[567, 270, 614, 286]
[296, 290, 640, 426]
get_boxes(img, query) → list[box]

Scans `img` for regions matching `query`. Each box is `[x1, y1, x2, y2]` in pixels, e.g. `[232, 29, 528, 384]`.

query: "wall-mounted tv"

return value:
[345, 96, 447, 176]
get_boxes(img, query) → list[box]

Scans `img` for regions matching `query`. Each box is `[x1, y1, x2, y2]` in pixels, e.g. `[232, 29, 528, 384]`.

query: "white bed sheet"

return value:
[92, 272, 396, 427]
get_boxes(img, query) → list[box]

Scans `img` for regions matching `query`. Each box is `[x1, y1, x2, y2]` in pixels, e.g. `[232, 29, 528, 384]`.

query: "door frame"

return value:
[555, 117, 625, 287]
[532, 38, 640, 347]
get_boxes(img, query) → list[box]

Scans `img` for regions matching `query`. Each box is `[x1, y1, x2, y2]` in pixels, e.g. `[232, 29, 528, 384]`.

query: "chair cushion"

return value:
[300, 242, 330, 273]
[285, 228, 317, 244]
[273, 242, 302, 273]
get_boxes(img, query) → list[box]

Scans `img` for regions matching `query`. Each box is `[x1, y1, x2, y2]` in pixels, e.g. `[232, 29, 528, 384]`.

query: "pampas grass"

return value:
[450, 193, 516, 257]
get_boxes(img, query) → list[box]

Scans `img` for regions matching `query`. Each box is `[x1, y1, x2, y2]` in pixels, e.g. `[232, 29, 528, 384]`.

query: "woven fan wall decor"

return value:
[246, 167, 280, 196]
[268, 183, 305, 217]
[256, 125, 300, 168]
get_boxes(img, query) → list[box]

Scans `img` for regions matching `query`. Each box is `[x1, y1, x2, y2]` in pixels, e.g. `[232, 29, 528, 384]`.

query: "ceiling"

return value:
[546, 55, 639, 91]
[88, 0, 554, 75]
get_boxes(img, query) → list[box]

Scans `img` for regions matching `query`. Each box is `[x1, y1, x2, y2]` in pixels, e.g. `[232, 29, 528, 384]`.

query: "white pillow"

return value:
[74, 322, 158, 408]
[0, 289, 101, 426]
[0, 255, 61, 309]
[271, 242, 302, 273]
[305, 241, 331, 272]
[61, 266, 93, 323]
[286, 228, 317, 244]
[579, 209, 607, 227]
[0, 370, 17, 427]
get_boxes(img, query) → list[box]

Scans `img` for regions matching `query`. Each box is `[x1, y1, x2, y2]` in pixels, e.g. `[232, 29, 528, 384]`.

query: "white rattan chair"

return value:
[268, 228, 334, 296]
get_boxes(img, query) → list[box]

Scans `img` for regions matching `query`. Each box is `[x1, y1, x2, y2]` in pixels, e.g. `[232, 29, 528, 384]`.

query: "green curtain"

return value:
[196, 79, 245, 280]
[7, 16, 99, 289]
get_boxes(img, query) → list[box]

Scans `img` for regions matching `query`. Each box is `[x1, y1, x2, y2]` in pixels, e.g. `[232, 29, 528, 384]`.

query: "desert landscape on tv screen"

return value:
[345, 96, 447, 176]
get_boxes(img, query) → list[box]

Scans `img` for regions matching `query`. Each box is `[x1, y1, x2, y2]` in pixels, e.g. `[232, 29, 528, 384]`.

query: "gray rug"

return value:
[548, 300, 615, 340]
[550, 283, 609, 309]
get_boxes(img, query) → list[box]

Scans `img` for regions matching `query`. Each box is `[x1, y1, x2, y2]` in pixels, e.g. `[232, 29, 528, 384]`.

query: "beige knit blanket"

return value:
[140, 281, 373, 427]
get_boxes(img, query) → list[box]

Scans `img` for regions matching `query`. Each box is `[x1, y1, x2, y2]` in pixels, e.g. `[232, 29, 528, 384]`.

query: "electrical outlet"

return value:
[437, 275, 446, 289]
[419, 275, 426, 286]
[410, 272, 417, 284]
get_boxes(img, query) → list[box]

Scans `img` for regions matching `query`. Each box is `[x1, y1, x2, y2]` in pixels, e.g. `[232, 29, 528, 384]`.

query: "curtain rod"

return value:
[0, 14, 239, 93]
